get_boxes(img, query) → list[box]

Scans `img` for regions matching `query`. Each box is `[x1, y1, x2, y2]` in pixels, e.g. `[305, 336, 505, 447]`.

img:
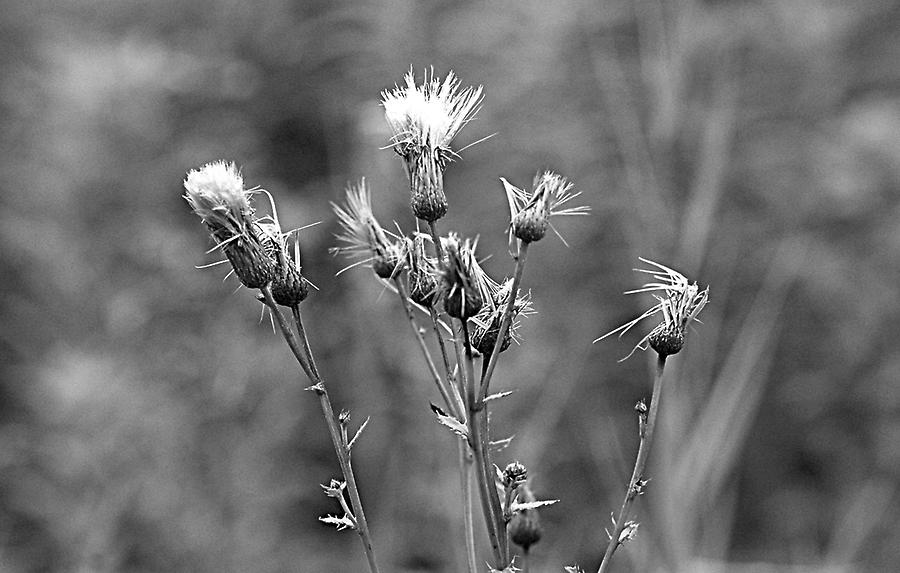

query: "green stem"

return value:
[596, 355, 667, 573]
[259, 288, 381, 573]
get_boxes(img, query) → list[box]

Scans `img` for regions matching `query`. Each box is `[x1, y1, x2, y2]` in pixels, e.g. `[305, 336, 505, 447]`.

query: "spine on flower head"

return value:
[183, 161, 275, 289]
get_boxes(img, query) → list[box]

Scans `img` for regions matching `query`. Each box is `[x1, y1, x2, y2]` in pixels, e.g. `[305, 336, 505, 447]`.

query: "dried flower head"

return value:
[382, 69, 483, 222]
[501, 172, 589, 244]
[183, 161, 275, 289]
[594, 258, 709, 359]
[440, 234, 490, 320]
[471, 277, 533, 356]
[331, 180, 405, 279]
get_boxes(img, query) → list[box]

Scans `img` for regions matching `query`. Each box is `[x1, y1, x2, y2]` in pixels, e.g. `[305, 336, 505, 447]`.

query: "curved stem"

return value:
[259, 288, 381, 573]
[597, 355, 667, 573]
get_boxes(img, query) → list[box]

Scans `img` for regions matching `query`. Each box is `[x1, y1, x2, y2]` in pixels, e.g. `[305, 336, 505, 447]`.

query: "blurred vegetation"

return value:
[2, 0, 900, 571]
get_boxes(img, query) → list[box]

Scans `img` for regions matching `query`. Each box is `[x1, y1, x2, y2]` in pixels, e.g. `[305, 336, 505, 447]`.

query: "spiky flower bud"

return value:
[406, 234, 439, 307]
[272, 257, 309, 306]
[471, 278, 532, 356]
[183, 161, 275, 289]
[509, 485, 543, 551]
[331, 180, 405, 279]
[595, 258, 709, 359]
[371, 241, 405, 280]
[502, 461, 528, 488]
[648, 322, 684, 356]
[502, 172, 588, 245]
[407, 152, 448, 222]
[441, 235, 484, 320]
[222, 235, 276, 289]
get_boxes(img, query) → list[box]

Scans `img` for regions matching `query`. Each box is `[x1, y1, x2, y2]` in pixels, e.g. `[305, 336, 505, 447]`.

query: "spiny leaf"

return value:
[430, 403, 469, 440]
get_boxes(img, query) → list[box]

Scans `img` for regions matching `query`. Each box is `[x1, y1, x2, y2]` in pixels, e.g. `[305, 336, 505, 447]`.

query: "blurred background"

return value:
[3, 0, 900, 571]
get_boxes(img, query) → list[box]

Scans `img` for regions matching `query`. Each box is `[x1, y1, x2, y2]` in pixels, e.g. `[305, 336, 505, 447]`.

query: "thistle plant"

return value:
[593, 259, 709, 573]
[184, 68, 711, 573]
[184, 161, 380, 573]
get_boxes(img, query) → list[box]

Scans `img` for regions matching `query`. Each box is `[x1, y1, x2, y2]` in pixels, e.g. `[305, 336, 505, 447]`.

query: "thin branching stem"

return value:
[291, 305, 320, 380]
[392, 278, 476, 573]
[478, 240, 530, 405]
[259, 287, 381, 573]
[393, 278, 462, 419]
[428, 220, 445, 263]
[597, 355, 668, 573]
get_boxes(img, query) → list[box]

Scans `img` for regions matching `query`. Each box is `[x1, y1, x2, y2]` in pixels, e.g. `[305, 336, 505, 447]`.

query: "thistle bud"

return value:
[502, 461, 528, 488]
[408, 151, 448, 222]
[409, 265, 438, 307]
[648, 322, 684, 357]
[222, 234, 276, 289]
[472, 314, 512, 356]
[271, 258, 309, 306]
[509, 485, 543, 551]
[371, 240, 405, 279]
[441, 235, 484, 320]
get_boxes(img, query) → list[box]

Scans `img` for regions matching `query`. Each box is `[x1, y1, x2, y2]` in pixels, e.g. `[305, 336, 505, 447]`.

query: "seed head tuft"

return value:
[331, 180, 406, 279]
[595, 258, 709, 359]
[183, 161, 275, 288]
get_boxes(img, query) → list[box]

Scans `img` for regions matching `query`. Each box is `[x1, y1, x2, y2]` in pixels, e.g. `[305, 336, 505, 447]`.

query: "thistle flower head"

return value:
[440, 234, 490, 320]
[594, 258, 709, 359]
[183, 161, 275, 289]
[471, 277, 534, 356]
[382, 69, 483, 159]
[331, 180, 405, 279]
[382, 69, 483, 222]
[501, 172, 589, 244]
